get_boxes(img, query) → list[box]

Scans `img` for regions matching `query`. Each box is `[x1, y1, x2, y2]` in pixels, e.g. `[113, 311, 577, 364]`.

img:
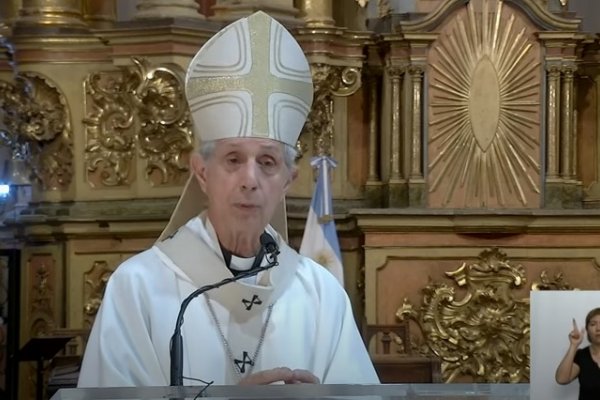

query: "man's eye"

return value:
[227, 157, 239, 164]
[261, 159, 276, 168]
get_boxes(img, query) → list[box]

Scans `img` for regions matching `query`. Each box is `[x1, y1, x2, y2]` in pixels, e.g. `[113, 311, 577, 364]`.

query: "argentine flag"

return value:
[300, 156, 344, 286]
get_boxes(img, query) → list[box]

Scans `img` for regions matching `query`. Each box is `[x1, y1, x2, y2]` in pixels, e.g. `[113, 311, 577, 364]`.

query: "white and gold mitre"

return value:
[158, 12, 313, 242]
[185, 11, 313, 147]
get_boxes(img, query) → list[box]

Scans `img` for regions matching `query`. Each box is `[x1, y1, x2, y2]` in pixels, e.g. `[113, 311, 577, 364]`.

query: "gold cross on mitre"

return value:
[185, 11, 313, 147]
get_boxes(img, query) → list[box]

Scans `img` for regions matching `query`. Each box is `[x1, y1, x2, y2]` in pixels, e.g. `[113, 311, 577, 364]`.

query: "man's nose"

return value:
[240, 161, 258, 191]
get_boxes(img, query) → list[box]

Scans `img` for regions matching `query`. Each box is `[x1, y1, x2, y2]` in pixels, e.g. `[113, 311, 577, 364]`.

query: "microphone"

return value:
[169, 232, 279, 386]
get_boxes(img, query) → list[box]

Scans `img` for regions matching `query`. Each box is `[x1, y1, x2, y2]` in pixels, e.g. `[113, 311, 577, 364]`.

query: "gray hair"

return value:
[197, 140, 298, 171]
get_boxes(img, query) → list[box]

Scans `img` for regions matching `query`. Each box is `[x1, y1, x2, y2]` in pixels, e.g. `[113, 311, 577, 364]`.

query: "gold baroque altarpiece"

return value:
[0, 0, 599, 394]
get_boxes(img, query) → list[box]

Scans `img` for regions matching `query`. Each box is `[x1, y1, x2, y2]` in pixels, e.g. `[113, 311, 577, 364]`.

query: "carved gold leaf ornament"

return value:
[397, 248, 529, 382]
[131, 58, 193, 185]
[84, 69, 138, 187]
[83, 261, 113, 328]
[302, 64, 362, 157]
[428, 0, 541, 207]
[84, 58, 193, 187]
[531, 270, 575, 290]
[0, 73, 73, 190]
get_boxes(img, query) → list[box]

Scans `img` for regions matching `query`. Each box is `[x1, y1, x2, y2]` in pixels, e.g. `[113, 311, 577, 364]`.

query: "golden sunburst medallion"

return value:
[428, 0, 541, 208]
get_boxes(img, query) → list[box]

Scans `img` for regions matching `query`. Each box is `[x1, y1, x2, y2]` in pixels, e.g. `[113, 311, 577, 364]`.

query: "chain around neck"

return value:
[203, 294, 274, 381]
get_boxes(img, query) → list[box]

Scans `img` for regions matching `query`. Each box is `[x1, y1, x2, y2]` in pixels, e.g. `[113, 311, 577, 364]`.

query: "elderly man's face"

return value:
[192, 138, 295, 236]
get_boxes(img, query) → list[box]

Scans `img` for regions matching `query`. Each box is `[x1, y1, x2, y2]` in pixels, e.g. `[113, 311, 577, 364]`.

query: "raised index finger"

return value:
[573, 318, 578, 330]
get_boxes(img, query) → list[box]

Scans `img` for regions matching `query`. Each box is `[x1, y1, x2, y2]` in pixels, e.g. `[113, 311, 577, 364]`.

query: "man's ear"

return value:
[190, 153, 208, 193]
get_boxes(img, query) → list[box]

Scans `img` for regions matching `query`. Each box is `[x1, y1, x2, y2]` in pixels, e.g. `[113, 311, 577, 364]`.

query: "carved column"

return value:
[135, 0, 204, 19]
[0, 0, 21, 27]
[386, 65, 407, 207]
[365, 66, 383, 206]
[15, 0, 87, 30]
[299, 0, 334, 27]
[408, 64, 425, 206]
[539, 31, 584, 208]
[572, 72, 578, 179]
[367, 70, 381, 183]
[560, 64, 576, 180]
[546, 64, 561, 180]
[83, 0, 116, 27]
[211, 0, 298, 23]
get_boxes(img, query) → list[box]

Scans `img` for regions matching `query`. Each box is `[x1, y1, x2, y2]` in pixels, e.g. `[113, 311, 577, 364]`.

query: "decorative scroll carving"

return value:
[31, 263, 51, 314]
[83, 260, 113, 329]
[531, 270, 574, 290]
[84, 58, 193, 188]
[28, 256, 57, 337]
[84, 66, 140, 187]
[428, 0, 541, 207]
[0, 73, 73, 190]
[294, 140, 308, 161]
[302, 64, 362, 157]
[397, 248, 529, 383]
[131, 58, 193, 186]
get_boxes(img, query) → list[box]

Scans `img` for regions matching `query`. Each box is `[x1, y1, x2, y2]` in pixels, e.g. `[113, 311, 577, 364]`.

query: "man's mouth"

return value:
[235, 203, 259, 209]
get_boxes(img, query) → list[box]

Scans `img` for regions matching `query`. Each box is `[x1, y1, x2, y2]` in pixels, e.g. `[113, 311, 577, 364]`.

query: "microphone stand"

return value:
[170, 235, 279, 387]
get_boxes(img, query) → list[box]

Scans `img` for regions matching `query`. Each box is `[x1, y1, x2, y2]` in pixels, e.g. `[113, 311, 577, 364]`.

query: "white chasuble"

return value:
[78, 214, 379, 387]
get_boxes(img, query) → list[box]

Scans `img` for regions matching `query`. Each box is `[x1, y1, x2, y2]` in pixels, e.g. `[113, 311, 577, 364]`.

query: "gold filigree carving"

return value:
[332, 67, 362, 97]
[84, 67, 139, 187]
[83, 260, 114, 329]
[84, 58, 193, 187]
[428, 0, 541, 207]
[397, 248, 529, 383]
[294, 140, 308, 161]
[0, 73, 73, 190]
[531, 270, 574, 290]
[386, 65, 406, 79]
[303, 64, 362, 157]
[132, 58, 193, 186]
[31, 263, 51, 315]
[29, 256, 57, 337]
[305, 64, 334, 156]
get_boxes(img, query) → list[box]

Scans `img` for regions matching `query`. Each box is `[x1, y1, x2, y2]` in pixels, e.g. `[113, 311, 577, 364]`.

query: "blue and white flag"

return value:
[300, 156, 344, 286]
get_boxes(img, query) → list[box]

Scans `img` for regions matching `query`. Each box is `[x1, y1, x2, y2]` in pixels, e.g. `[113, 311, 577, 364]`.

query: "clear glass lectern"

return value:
[51, 383, 529, 399]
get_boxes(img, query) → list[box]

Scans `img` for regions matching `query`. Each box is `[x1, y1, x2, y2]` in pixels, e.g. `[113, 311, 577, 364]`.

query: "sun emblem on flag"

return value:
[315, 251, 334, 270]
